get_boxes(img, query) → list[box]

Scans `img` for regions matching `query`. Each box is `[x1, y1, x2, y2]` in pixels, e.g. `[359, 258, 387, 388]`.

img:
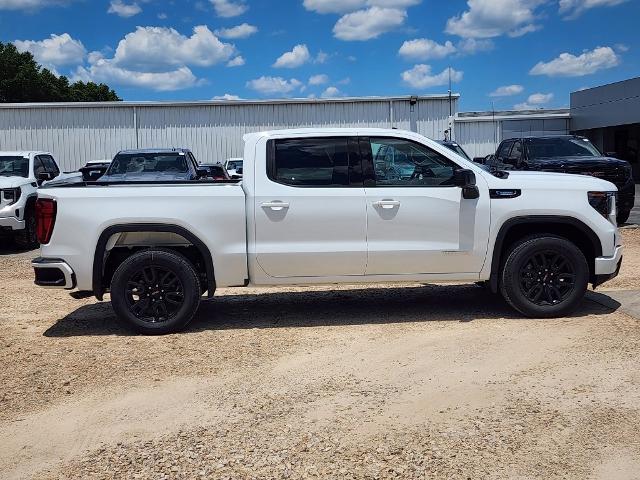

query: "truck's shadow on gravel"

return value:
[44, 284, 620, 337]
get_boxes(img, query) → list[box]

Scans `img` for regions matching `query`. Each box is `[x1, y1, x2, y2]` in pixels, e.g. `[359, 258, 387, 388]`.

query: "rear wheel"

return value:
[500, 236, 589, 318]
[617, 209, 630, 225]
[110, 249, 201, 335]
[14, 207, 38, 250]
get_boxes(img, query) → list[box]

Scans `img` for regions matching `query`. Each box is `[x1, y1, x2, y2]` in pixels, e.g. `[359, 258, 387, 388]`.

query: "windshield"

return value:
[450, 144, 471, 161]
[0, 156, 29, 178]
[108, 153, 189, 175]
[526, 137, 601, 159]
[227, 160, 243, 171]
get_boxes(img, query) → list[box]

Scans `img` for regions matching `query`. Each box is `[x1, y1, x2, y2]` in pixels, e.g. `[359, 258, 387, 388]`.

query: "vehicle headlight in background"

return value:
[588, 191, 616, 218]
[1, 187, 21, 206]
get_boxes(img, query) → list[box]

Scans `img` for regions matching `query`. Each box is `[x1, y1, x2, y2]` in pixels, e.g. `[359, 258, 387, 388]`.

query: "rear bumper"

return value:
[32, 257, 76, 290]
[0, 216, 25, 231]
[593, 245, 623, 288]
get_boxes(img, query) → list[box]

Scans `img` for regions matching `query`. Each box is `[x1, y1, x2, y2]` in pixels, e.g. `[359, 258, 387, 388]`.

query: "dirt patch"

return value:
[1, 230, 639, 479]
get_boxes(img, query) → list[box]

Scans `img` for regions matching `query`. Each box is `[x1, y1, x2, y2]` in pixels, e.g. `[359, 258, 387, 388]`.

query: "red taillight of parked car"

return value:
[36, 198, 57, 244]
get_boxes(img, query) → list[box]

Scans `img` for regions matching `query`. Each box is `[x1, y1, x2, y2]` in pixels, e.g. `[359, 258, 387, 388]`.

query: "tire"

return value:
[617, 210, 630, 225]
[14, 206, 38, 250]
[110, 249, 201, 335]
[500, 236, 589, 318]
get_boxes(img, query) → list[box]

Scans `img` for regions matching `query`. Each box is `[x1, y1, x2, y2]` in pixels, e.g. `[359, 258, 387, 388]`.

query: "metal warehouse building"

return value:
[1, 77, 638, 180]
[0, 95, 459, 172]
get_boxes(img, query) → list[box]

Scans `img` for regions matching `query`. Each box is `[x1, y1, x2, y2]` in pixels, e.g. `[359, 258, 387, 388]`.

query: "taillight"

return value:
[36, 198, 57, 244]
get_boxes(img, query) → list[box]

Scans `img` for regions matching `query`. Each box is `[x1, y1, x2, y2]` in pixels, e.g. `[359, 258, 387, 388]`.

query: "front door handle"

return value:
[261, 201, 290, 211]
[373, 200, 401, 209]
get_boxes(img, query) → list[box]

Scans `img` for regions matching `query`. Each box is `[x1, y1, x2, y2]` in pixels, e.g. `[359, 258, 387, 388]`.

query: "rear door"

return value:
[253, 136, 367, 278]
[362, 136, 490, 275]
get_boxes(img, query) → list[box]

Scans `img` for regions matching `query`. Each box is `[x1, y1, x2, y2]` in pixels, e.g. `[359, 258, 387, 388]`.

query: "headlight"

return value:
[1, 187, 21, 206]
[588, 191, 616, 218]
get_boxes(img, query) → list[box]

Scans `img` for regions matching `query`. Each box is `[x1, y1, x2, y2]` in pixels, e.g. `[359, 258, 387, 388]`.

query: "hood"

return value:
[527, 155, 629, 172]
[0, 176, 32, 189]
[499, 170, 617, 191]
[98, 171, 194, 182]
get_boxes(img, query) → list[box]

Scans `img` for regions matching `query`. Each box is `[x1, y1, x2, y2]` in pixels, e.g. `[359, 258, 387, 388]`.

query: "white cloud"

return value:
[210, 0, 248, 17]
[514, 92, 554, 110]
[226, 56, 245, 67]
[333, 7, 407, 41]
[273, 44, 311, 68]
[315, 51, 329, 64]
[213, 93, 241, 100]
[401, 65, 463, 89]
[559, 0, 627, 18]
[489, 84, 524, 97]
[321, 86, 343, 98]
[73, 25, 237, 91]
[303, 0, 420, 13]
[107, 0, 141, 18]
[457, 38, 494, 54]
[309, 74, 329, 85]
[246, 76, 303, 95]
[398, 38, 456, 61]
[530, 46, 620, 77]
[214, 23, 258, 39]
[14, 33, 86, 67]
[110, 26, 236, 71]
[0, 0, 69, 10]
[74, 63, 199, 91]
[446, 0, 545, 39]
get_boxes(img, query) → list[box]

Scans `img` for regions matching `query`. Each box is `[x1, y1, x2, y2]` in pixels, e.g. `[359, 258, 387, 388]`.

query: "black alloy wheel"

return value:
[125, 265, 185, 324]
[110, 249, 202, 334]
[518, 251, 576, 306]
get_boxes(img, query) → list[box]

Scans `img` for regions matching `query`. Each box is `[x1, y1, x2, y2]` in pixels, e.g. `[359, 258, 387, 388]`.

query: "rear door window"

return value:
[268, 137, 351, 187]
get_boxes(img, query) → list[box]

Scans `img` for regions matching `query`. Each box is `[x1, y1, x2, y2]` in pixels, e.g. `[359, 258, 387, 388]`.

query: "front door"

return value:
[362, 136, 490, 275]
[254, 136, 367, 278]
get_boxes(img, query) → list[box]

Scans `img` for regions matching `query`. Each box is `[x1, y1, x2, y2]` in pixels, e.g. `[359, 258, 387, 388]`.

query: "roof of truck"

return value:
[117, 148, 192, 155]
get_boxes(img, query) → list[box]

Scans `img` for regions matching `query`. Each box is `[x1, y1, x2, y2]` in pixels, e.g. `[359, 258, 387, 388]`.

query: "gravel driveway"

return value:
[1, 231, 639, 479]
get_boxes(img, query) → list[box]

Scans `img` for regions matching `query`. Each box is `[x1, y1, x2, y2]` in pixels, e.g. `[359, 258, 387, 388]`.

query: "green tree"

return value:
[0, 42, 120, 103]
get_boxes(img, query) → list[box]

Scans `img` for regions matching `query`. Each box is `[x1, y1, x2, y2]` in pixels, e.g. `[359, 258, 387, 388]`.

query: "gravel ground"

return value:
[0, 230, 639, 479]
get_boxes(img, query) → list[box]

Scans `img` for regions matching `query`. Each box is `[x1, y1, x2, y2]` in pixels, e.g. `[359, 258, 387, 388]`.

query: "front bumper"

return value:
[593, 245, 623, 288]
[617, 181, 636, 212]
[0, 216, 25, 231]
[32, 257, 76, 290]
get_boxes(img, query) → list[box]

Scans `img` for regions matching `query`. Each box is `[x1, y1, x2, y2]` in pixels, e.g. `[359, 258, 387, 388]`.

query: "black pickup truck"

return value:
[485, 135, 635, 224]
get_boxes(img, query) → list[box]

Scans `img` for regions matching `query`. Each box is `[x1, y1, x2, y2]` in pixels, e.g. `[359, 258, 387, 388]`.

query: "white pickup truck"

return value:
[32, 129, 623, 334]
[0, 151, 75, 248]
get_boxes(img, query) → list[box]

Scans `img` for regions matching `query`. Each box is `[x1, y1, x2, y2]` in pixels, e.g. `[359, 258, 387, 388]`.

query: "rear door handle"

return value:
[373, 200, 401, 209]
[261, 201, 290, 211]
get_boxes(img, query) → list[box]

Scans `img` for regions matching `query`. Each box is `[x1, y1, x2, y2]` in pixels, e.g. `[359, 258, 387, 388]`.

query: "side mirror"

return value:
[605, 152, 619, 159]
[195, 167, 209, 178]
[37, 171, 53, 182]
[453, 169, 480, 200]
[473, 157, 486, 164]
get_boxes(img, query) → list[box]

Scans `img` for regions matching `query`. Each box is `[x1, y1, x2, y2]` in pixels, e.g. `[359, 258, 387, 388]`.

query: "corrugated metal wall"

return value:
[0, 97, 457, 171]
[454, 115, 571, 159]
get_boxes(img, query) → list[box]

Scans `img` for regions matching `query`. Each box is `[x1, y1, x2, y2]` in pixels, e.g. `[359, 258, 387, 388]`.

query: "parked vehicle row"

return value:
[1, 148, 240, 247]
[33, 128, 623, 334]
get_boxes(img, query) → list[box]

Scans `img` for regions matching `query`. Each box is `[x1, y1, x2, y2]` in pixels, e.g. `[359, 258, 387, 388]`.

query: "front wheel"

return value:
[500, 236, 589, 318]
[110, 249, 201, 335]
[14, 207, 38, 250]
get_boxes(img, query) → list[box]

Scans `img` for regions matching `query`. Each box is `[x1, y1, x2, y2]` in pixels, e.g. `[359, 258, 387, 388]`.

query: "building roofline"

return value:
[0, 94, 460, 110]
[456, 108, 570, 122]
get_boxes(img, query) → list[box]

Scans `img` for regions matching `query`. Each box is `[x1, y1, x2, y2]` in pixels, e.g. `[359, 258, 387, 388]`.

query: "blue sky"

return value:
[0, 0, 638, 111]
